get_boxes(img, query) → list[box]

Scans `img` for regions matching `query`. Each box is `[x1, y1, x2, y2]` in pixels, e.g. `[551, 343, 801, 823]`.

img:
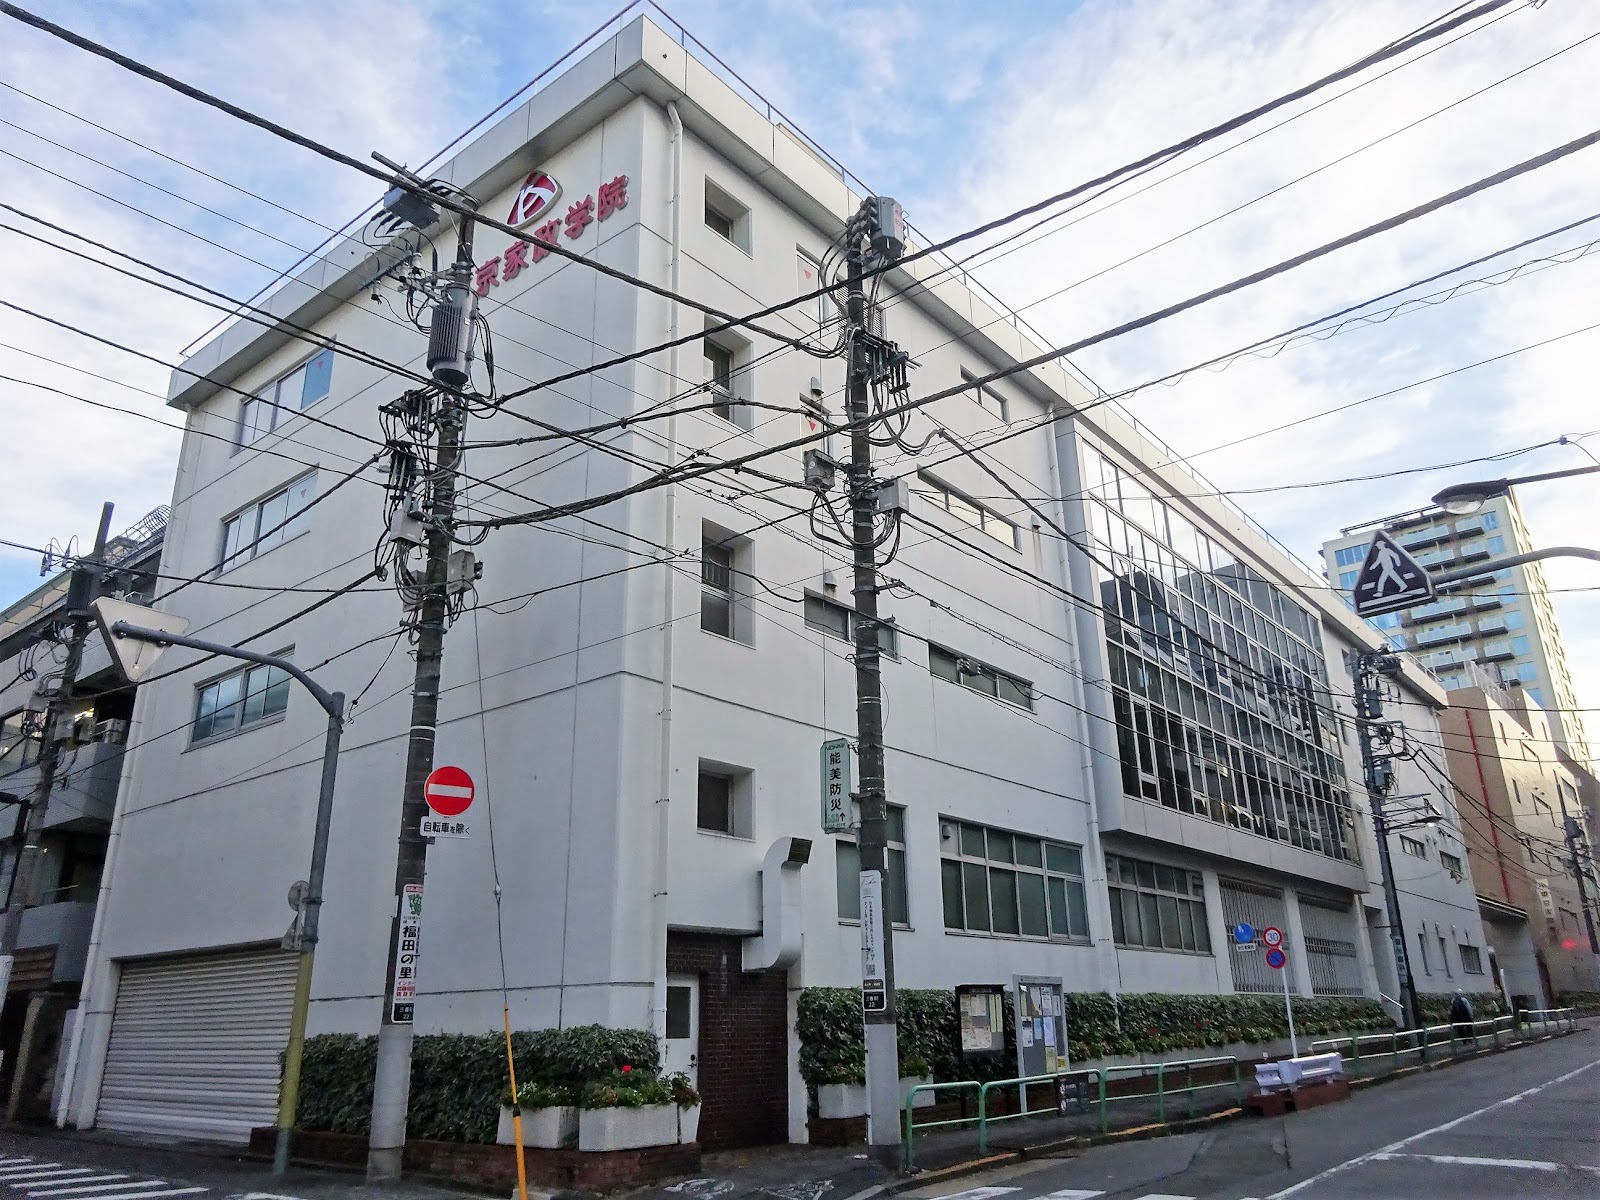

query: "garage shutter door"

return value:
[97, 947, 297, 1142]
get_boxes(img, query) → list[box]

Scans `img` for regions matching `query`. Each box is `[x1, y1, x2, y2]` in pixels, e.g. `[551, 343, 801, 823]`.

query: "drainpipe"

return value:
[1464, 710, 1512, 899]
[649, 100, 684, 1041]
[1046, 423, 1122, 1016]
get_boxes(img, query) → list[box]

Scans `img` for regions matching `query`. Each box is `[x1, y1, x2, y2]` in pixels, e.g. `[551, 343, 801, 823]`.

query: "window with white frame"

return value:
[238, 349, 334, 447]
[1105, 852, 1211, 952]
[193, 657, 292, 743]
[220, 472, 317, 571]
[1440, 850, 1464, 880]
[940, 820, 1089, 940]
[918, 473, 1018, 548]
[960, 368, 1008, 422]
[700, 538, 735, 638]
[928, 644, 1032, 709]
[703, 179, 751, 252]
[836, 802, 908, 925]
[1399, 834, 1427, 858]
[804, 593, 897, 658]
[696, 761, 751, 837]
[702, 329, 752, 429]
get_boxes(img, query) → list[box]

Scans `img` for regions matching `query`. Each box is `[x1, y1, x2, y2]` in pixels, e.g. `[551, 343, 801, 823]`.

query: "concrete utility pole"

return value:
[843, 201, 903, 1158]
[1559, 793, 1600, 956]
[0, 503, 113, 997]
[1355, 650, 1421, 1032]
[368, 200, 478, 1183]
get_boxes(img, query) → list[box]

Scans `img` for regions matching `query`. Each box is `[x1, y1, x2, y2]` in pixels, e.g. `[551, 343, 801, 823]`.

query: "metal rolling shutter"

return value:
[1219, 879, 1288, 994]
[1299, 895, 1365, 995]
[97, 947, 297, 1143]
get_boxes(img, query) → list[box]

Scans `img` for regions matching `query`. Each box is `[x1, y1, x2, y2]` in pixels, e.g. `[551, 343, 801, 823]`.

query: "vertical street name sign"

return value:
[821, 738, 852, 832]
[390, 883, 423, 1023]
[860, 869, 887, 1013]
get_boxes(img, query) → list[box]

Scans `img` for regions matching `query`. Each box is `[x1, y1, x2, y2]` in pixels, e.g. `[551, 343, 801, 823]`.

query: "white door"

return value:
[97, 947, 298, 1143]
[662, 974, 698, 1088]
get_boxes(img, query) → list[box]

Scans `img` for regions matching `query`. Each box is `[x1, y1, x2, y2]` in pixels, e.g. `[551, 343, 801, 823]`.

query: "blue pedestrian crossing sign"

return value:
[1351, 529, 1434, 618]
[1232, 922, 1255, 945]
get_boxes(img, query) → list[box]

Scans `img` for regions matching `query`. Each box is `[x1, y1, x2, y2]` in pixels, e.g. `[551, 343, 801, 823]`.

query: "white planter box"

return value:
[817, 1082, 867, 1119]
[900, 1075, 935, 1109]
[578, 1103, 677, 1151]
[677, 1103, 701, 1145]
[498, 1104, 577, 1149]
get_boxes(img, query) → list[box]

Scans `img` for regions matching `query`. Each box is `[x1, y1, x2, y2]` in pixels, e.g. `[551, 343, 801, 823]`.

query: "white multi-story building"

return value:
[57, 10, 1487, 1151]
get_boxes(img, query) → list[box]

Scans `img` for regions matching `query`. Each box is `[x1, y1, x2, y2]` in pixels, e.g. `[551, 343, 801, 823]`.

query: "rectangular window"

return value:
[1510, 635, 1530, 656]
[1503, 609, 1525, 629]
[219, 471, 318, 571]
[1104, 853, 1209, 952]
[237, 348, 333, 446]
[797, 250, 829, 334]
[1399, 835, 1427, 858]
[928, 644, 1032, 710]
[1338, 569, 1359, 589]
[1440, 850, 1463, 880]
[1415, 931, 1431, 975]
[193, 658, 292, 743]
[836, 804, 909, 926]
[1486, 534, 1506, 555]
[703, 179, 751, 252]
[918, 473, 1019, 549]
[805, 593, 898, 658]
[700, 539, 734, 638]
[960, 368, 1008, 422]
[940, 820, 1088, 941]
[1333, 545, 1365, 567]
[1460, 944, 1484, 974]
[1439, 933, 1452, 978]
[1481, 511, 1499, 530]
[696, 770, 733, 833]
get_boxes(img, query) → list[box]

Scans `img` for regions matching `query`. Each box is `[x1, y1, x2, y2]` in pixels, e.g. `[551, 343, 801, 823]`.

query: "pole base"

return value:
[366, 1146, 403, 1184]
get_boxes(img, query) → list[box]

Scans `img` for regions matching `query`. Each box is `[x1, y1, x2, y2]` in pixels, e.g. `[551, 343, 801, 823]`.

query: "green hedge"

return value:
[295, 1025, 658, 1143]
[796, 988, 1392, 1086]
[1416, 992, 1507, 1024]
[1554, 990, 1600, 1013]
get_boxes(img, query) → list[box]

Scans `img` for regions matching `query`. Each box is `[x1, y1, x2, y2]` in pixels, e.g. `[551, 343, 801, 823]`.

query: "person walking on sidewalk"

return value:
[1449, 989, 1475, 1042]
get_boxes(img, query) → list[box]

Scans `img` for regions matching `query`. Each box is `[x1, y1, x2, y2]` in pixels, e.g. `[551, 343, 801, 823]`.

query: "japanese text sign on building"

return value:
[473, 173, 630, 297]
[389, 883, 423, 1024]
[820, 738, 852, 833]
[420, 817, 471, 839]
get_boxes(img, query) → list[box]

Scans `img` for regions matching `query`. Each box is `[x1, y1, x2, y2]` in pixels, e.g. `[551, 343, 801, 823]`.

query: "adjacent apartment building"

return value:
[0, 509, 165, 1121]
[52, 10, 1489, 1150]
[1322, 491, 1591, 760]
[1439, 669, 1600, 1005]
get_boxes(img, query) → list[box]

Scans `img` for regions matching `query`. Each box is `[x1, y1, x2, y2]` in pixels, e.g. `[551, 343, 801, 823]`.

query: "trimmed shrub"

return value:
[295, 1024, 658, 1143]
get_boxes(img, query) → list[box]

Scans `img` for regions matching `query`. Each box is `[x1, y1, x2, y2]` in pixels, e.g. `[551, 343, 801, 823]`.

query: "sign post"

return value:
[1351, 530, 1434, 618]
[1262, 926, 1297, 1057]
[1012, 976, 1066, 1113]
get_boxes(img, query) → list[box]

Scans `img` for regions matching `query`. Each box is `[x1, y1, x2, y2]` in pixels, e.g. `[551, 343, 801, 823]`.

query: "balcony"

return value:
[1415, 623, 1474, 648]
[1455, 517, 1485, 536]
[1458, 540, 1490, 561]
[17, 900, 96, 984]
[1397, 524, 1453, 549]
[1478, 616, 1508, 635]
[1482, 641, 1515, 661]
[1413, 547, 1456, 568]
[1405, 596, 1468, 624]
[0, 734, 123, 830]
[1471, 591, 1503, 611]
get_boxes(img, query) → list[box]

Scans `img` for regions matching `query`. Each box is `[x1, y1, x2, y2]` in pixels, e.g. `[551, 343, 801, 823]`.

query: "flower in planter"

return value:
[512, 1081, 574, 1110]
[666, 1071, 700, 1108]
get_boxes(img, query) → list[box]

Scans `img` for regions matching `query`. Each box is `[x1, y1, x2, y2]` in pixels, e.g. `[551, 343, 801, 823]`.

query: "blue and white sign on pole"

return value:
[1265, 947, 1287, 969]
[1232, 922, 1256, 945]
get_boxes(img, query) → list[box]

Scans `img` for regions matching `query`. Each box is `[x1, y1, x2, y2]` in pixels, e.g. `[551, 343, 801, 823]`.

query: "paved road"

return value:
[905, 1026, 1600, 1200]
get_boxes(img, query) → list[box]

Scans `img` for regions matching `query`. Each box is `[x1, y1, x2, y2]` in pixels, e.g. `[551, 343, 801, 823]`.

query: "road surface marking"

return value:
[1267, 1054, 1600, 1198]
[25, 1180, 144, 1197]
[1374, 1153, 1600, 1176]
[933, 1191, 1020, 1200]
[77, 1191, 207, 1200]
[1041, 1192, 1106, 1199]
[0, 1173, 93, 1183]
[0, 1171, 66, 1180]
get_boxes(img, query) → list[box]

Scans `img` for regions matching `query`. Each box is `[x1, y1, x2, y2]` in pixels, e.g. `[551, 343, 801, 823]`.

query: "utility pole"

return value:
[1560, 792, 1600, 956]
[843, 198, 906, 1158]
[367, 196, 478, 1183]
[0, 503, 113, 998]
[1355, 649, 1421, 1032]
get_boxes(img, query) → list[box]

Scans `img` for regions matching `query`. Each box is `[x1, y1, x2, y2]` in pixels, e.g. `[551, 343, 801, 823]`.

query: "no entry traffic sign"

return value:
[424, 765, 474, 817]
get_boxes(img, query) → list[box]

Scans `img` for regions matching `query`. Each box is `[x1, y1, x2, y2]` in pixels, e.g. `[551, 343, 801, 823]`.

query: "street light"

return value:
[1430, 464, 1600, 515]
[90, 599, 343, 1177]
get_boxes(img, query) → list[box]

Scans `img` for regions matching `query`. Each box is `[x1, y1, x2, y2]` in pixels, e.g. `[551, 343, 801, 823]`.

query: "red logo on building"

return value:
[508, 170, 561, 228]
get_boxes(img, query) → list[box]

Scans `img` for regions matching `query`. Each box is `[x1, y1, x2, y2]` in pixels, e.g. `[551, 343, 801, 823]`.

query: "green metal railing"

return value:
[1521, 1006, 1577, 1033]
[902, 1056, 1240, 1171]
[1307, 1011, 1574, 1075]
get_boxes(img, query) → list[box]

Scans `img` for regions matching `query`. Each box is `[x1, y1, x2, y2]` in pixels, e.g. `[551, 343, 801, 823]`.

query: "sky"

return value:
[2, 0, 1599, 719]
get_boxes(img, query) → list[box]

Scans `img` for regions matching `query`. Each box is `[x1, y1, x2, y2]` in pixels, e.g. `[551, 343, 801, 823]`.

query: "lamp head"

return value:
[1431, 478, 1508, 515]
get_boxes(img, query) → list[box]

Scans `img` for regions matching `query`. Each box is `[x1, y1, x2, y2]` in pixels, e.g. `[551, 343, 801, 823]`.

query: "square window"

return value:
[805, 594, 851, 641]
[696, 770, 734, 834]
[703, 179, 751, 252]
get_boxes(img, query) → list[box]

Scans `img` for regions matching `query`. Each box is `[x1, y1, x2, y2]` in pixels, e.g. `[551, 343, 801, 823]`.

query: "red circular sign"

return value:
[1266, 947, 1287, 970]
[1262, 926, 1284, 948]
[424, 765, 474, 817]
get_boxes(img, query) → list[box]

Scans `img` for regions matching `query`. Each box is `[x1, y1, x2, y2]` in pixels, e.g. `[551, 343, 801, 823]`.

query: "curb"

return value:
[891, 1025, 1586, 1185]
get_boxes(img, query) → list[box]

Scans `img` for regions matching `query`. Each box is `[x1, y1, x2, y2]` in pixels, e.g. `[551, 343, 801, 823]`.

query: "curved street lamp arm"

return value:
[1431, 546, 1600, 587]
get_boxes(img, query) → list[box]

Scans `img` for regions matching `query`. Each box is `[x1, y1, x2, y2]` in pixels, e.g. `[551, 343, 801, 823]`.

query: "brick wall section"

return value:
[250, 1128, 699, 1192]
[666, 932, 789, 1149]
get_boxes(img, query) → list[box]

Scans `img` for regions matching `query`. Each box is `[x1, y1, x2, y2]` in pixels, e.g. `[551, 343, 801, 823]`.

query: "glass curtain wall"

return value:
[1080, 442, 1358, 864]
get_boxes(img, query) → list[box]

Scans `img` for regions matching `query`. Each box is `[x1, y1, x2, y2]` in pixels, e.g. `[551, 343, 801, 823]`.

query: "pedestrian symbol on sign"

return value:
[1350, 529, 1435, 618]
